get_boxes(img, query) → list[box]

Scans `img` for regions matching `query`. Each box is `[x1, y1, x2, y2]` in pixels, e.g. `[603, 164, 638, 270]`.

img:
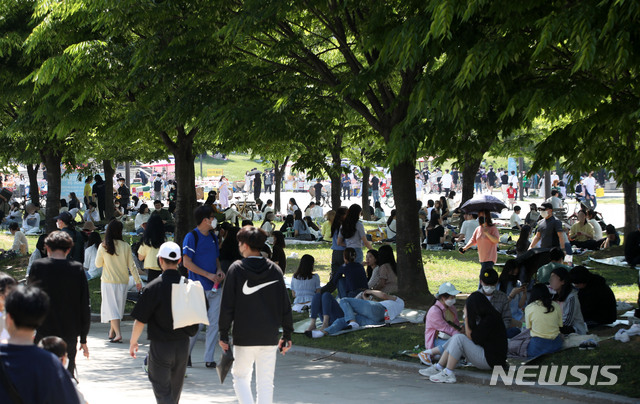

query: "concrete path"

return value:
[76, 322, 582, 404]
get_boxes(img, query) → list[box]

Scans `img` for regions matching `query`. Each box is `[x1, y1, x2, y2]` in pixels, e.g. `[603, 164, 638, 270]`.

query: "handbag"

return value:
[171, 276, 209, 329]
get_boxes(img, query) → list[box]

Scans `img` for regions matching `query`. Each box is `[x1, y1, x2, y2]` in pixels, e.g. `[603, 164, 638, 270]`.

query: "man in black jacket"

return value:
[28, 231, 90, 376]
[219, 226, 293, 404]
[130, 241, 200, 404]
[55, 211, 84, 263]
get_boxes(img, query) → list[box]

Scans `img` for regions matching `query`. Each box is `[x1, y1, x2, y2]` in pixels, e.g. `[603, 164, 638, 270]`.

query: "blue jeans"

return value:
[189, 290, 222, 362]
[354, 247, 363, 265]
[527, 335, 563, 358]
[324, 298, 386, 335]
[474, 182, 482, 193]
[434, 337, 448, 350]
[309, 292, 343, 324]
[372, 189, 379, 203]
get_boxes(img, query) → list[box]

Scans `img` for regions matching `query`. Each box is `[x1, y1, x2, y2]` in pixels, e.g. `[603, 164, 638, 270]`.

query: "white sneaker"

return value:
[429, 370, 457, 383]
[417, 351, 432, 366]
[418, 366, 440, 377]
[348, 321, 360, 330]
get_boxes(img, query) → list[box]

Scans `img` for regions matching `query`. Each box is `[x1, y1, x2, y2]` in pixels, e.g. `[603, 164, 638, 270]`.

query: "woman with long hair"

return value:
[338, 204, 372, 264]
[260, 211, 276, 237]
[549, 267, 587, 335]
[497, 259, 527, 326]
[368, 245, 398, 293]
[138, 215, 166, 282]
[68, 192, 81, 218]
[373, 201, 385, 221]
[419, 291, 507, 383]
[524, 283, 563, 357]
[26, 234, 48, 276]
[425, 212, 445, 250]
[385, 209, 397, 239]
[279, 214, 294, 233]
[83, 231, 103, 280]
[291, 254, 321, 306]
[293, 209, 312, 240]
[287, 198, 300, 216]
[219, 226, 243, 273]
[515, 225, 531, 256]
[96, 220, 142, 343]
[330, 207, 348, 273]
[271, 231, 287, 272]
[364, 249, 379, 280]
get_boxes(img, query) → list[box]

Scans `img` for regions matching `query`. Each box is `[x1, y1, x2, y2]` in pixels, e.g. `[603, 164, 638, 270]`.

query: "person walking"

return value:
[219, 226, 293, 404]
[183, 205, 224, 368]
[28, 231, 91, 376]
[129, 242, 200, 404]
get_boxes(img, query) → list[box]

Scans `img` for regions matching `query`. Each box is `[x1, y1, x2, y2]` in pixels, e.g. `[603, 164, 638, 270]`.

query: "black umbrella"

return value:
[460, 195, 507, 213]
[217, 346, 234, 384]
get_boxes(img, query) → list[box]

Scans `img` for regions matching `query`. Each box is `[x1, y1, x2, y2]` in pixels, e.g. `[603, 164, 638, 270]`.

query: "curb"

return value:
[289, 346, 636, 404]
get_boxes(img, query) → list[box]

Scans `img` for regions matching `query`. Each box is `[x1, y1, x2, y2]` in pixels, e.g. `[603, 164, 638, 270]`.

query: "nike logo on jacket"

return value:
[242, 280, 278, 295]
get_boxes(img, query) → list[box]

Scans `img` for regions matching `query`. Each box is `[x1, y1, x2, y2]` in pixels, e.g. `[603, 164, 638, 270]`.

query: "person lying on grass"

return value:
[418, 291, 507, 384]
[304, 289, 404, 338]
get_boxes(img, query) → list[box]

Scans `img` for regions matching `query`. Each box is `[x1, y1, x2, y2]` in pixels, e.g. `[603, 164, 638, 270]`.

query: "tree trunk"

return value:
[622, 180, 638, 240]
[273, 157, 289, 214]
[544, 170, 551, 200]
[26, 164, 40, 204]
[461, 157, 482, 205]
[41, 151, 62, 233]
[173, 140, 197, 246]
[391, 159, 430, 299]
[103, 159, 115, 221]
[361, 166, 371, 220]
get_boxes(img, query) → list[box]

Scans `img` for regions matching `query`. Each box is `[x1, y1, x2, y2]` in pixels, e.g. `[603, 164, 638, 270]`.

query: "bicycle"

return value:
[383, 188, 395, 208]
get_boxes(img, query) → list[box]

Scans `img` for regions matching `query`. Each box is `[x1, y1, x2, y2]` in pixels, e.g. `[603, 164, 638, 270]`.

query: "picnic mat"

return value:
[283, 239, 324, 245]
[507, 333, 600, 364]
[293, 308, 426, 335]
[587, 256, 629, 267]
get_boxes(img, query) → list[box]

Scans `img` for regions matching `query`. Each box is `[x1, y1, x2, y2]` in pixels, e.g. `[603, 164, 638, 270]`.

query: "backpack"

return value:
[154, 179, 162, 192]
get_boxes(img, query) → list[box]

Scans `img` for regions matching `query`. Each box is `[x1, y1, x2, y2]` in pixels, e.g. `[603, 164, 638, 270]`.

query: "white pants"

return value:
[232, 345, 278, 404]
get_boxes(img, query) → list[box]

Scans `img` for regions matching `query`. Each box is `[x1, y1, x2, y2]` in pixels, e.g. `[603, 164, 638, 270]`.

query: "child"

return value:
[39, 336, 87, 403]
[506, 183, 517, 209]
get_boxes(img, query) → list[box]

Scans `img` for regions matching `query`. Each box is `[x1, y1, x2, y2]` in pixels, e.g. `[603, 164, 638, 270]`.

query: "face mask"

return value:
[211, 218, 218, 229]
[478, 216, 485, 225]
[445, 298, 456, 307]
[482, 285, 496, 294]
[56, 221, 62, 229]
[540, 210, 549, 219]
[62, 357, 68, 370]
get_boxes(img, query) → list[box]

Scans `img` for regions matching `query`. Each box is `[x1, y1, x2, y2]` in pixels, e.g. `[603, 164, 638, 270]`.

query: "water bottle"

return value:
[212, 282, 220, 293]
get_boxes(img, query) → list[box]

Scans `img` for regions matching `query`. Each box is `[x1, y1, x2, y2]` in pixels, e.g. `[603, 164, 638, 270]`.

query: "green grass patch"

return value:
[194, 153, 264, 181]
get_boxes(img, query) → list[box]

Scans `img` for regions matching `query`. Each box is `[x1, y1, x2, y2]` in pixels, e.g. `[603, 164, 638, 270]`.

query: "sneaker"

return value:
[205, 362, 216, 368]
[142, 355, 149, 374]
[347, 321, 360, 330]
[579, 339, 598, 350]
[429, 370, 456, 383]
[418, 366, 440, 377]
[417, 351, 432, 366]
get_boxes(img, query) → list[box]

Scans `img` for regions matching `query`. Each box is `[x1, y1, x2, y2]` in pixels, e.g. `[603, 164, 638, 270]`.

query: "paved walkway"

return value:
[76, 321, 583, 404]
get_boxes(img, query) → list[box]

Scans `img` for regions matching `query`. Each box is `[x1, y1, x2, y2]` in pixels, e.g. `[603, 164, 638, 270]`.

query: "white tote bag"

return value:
[171, 276, 209, 329]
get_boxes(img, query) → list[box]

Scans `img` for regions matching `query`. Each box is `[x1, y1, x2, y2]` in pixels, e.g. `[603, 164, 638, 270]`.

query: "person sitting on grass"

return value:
[305, 248, 368, 332]
[549, 267, 587, 335]
[600, 224, 620, 249]
[305, 289, 404, 338]
[419, 282, 462, 366]
[8, 222, 28, 255]
[418, 291, 507, 383]
[279, 214, 295, 234]
[367, 245, 398, 294]
[424, 212, 445, 250]
[26, 234, 48, 276]
[497, 259, 527, 329]
[290, 254, 321, 308]
[510, 205, 523, 230]
[569, 210, 597, 250]
[569, 266, 617, 328]
[478, 268, 517, 337]
[536, 247, 568, 284]
[523, 284, 563, 357]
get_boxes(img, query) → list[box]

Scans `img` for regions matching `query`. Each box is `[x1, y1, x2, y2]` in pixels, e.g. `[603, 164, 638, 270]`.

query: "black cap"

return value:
[55, 211, 73, 225]
[480, 268, 499, 285]
[540, 202, 553, 210]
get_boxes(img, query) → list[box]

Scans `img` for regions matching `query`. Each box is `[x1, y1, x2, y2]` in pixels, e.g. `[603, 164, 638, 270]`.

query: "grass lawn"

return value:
[194, 153, 265, 182]
[2, 230, 638, 397]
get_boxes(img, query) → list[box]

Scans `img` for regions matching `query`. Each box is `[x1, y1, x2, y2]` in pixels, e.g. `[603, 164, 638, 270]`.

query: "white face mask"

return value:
[56, 221, 62, 229]
[540, 210, 549, 219]
[211, 218, 218, 229]
[445, 298, 456, 307]
[482, 285, 496, 295]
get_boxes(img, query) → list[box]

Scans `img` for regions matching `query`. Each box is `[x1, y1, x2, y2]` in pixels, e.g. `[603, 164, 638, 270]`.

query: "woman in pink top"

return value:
[460, 209, 500, 272]
[418, 282, 462, 366]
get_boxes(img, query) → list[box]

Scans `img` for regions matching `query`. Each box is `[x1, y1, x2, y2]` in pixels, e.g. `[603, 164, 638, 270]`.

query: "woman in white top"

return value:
[291, 254, 321, 305]
[130, 195, 143, 213]
[287, 198, 300, 216]
[21, 203, 40, 235]
[134, 203, 150, 235]
[260, 211, 276, 236]
[338, 204, 373, 264]
[385, 210, 397, 239]
[8, 223, 28, 254]
[83, 232, 103, 280]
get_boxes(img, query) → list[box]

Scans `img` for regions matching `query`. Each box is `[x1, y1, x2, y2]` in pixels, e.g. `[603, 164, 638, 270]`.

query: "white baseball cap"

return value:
[157, 242, 181, 260]
[435, 282, 461, 298]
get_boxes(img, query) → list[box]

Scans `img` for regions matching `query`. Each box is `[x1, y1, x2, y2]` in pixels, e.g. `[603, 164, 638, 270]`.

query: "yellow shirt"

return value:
[525, 301, 562, 339]
[84, 183, 92, 198]
[321, 221, 332, 241]
[96, 240, 142, 285]
[569, 221, 594, 242]
[138, 243, 161, 271]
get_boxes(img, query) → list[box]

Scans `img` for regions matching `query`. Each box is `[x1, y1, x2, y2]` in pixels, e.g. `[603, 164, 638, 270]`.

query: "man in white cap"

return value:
[129, 242, 200, 404]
